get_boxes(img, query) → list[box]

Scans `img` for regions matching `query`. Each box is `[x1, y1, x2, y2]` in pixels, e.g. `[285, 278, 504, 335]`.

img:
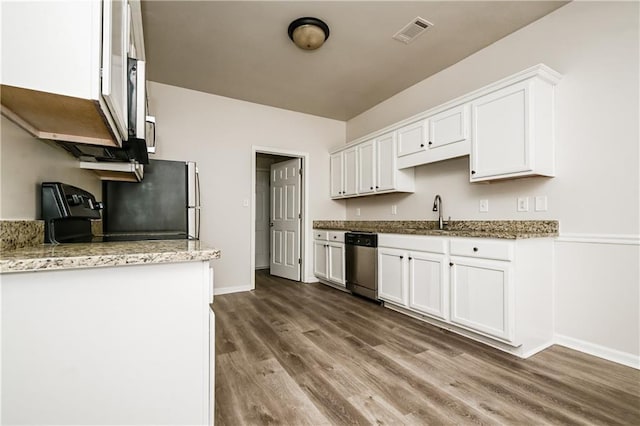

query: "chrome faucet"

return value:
[432, 194, 444, 230]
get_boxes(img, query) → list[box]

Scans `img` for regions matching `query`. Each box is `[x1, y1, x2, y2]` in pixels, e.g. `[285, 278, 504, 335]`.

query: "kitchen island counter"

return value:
[0, 239, 220, 273]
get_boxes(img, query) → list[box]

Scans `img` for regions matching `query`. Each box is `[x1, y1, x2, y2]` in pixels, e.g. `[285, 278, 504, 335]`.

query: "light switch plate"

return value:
[356, 208, 361, 216]
[391, 205, 397, 215]
[479, 199, 489, 212]
[517, 197, 529, 212]
[535, 196, 548, 211]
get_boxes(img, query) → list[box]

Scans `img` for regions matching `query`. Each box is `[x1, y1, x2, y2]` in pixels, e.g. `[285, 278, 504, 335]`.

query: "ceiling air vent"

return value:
[392, 17, 433, 44]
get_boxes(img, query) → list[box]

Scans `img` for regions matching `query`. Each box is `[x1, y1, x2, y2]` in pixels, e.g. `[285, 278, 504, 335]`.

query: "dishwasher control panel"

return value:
[345, 232, 378, 247]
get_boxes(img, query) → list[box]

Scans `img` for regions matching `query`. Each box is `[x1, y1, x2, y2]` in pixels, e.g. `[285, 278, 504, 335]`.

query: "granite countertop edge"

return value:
[0, 240, 221, 274]
[313, 220, 559, 239]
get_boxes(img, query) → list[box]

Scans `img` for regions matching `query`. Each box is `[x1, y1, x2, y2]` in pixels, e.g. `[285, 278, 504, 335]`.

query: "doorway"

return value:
[251, 147, 309, 290]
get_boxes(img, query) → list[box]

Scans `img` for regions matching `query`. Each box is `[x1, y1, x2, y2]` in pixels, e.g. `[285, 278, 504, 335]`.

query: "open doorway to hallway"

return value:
[252, 148, 308, 287]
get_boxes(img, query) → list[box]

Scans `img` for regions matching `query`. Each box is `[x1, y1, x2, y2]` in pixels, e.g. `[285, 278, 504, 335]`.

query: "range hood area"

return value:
[0, 0, 154, 183]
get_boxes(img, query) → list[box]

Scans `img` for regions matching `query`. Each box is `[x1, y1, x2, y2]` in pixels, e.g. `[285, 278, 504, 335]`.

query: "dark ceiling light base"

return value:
[288, 17, 330, 50]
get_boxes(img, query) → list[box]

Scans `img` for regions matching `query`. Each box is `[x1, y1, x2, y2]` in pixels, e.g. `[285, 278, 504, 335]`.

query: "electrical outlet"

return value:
[479, 199, 489, 212]
[535, 196, 548, 212]
[356, 208, 361, 216]
[517, 197, 529, 212]
[243, 198, 249, 207]
[391, 205, 397, 215]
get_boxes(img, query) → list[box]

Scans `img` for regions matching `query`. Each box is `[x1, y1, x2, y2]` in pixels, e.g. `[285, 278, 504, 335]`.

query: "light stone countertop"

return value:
[313, 220, 559, 239]
[0, 239, 221, 274]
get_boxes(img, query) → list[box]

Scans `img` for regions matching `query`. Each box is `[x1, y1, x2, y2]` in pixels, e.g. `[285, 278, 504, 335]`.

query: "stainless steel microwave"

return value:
[128, 58, 156, 153]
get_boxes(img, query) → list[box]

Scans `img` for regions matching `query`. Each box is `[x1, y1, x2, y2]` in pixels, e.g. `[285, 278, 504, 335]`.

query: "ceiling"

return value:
[142, 1, 568, 121]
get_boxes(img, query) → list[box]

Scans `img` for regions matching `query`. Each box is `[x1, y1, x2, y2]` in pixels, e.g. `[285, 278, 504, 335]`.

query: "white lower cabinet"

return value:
[408, 251, 448, 321]
[1, 261, 214, 425]
[449, 256, 513, 342]
[313, 230, 345, 287]
[378, 234, 554, 358]
[313, 239, 329, 279]
[378, 247, 407, 305]
[328, 242, 345, 285]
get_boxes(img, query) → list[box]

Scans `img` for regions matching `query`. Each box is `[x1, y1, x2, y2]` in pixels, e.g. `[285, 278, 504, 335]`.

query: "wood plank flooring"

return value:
[212, 271, 640, 425]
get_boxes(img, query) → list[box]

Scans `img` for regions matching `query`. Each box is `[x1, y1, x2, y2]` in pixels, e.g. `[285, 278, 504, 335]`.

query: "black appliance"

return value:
[102, 159, 200, 240]
[55, 137, 149, 164]
[345, 232, 379, 301]
[41, 183, 103, 243]
[52, 58, 154, 164]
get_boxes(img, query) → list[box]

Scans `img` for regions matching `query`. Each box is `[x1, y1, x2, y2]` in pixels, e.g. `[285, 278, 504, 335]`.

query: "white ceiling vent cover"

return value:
[392, 17, 433, 44]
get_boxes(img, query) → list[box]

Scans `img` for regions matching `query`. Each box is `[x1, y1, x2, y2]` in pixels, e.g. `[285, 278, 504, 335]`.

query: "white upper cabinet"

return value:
[357, 140, 376, 195]
[101, 0, 129, 140]
[344, 64, 561, 180]
[429, 104, 469, 149]
[397, 104, 471, 169]
[376, 132, 397, 191]
[343, 148, 358, 196]
[329, 152, 344, 198]
[470, 73, 557, 181]
[330, 132, 413, 199]
[397, 119, 428, 157]
[330, 148, 358, 197]
[0, 0, 141, 147]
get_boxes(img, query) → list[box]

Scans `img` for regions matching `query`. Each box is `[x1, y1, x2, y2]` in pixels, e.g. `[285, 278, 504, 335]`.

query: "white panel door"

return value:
[450, 256, 513, 342]
[327, 242, 345, 286]
[270, 158, 301, 281]
[343, 147, 358, 196]
[378, 248, 407, 306]
[313, 241, 328, 279]
[329, 152, 343, 197]
[358, 140, 376, 194]
[397, 119, 428, 157]
[408, 251, 448, 321]
[101, 0, 129, 139]
[470, 81, 532, 179]
[376, 132, 396, 191]
[255, 169, 270, 269]
[428, 104, 469, 149]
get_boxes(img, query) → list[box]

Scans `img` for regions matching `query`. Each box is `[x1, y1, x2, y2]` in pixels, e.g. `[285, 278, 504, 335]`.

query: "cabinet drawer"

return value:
[379, 234, 446, 254]
[450, 239, 513, 261]
[328, 231, 345, 243]
[314, 231, 328, 241]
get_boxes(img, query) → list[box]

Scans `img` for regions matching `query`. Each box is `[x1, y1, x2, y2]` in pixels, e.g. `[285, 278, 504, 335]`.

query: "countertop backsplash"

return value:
[0, 220, 44, 251]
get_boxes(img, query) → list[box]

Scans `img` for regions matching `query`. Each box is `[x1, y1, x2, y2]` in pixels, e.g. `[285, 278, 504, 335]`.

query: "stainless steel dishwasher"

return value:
[345, 232, 378, 301]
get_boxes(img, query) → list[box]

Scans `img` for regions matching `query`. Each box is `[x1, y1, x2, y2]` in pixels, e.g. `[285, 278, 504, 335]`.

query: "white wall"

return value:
[0, 117, 102, 219]
[345, 2, 639, 365]
[147, 82, 346, 292]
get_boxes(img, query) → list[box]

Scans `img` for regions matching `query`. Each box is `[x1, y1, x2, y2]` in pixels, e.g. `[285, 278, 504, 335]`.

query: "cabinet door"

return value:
[327, 242, 345, 286]
[357, 140, 376, 195]
[313, 241, 328, 279]
[378, 248, 407, 306]
[408, 251, 448, 321]
[329, 152, 344, 198]
[376, 132, 396, 192]
[428, 104, 469, 149]
[470, 81, 532, 180]
[449, 256, 514, 342]
[102, 0, 129, 140]
[343, 147, 358, 196]
[397, 119, 428, 157]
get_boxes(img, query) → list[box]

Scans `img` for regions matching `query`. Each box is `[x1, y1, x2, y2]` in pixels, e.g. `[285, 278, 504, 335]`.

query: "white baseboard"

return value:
[214, 284, 253, 295]
[555, 334, 640, 369]
[305, 275, 320, 283]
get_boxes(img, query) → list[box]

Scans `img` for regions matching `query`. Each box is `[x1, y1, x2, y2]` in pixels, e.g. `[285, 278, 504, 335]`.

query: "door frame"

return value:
[250, 146, 309, 290]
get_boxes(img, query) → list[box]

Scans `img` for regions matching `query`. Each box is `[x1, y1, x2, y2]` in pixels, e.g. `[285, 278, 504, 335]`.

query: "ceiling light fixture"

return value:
[288, 17, 330, 50]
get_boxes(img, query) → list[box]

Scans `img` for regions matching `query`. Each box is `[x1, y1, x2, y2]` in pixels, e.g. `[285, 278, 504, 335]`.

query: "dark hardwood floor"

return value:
[213, 270, 640, 425]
